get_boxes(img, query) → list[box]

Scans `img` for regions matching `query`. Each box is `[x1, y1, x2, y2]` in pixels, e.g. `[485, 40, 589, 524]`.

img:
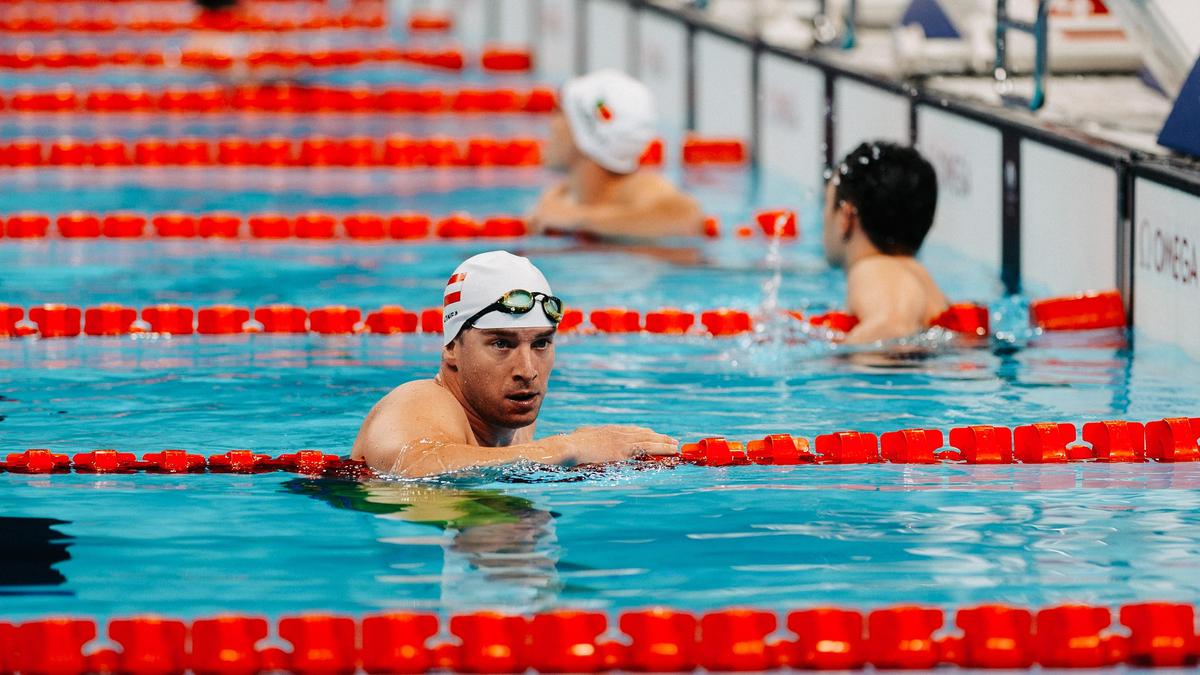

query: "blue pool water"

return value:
[3, 74, 1200, 624]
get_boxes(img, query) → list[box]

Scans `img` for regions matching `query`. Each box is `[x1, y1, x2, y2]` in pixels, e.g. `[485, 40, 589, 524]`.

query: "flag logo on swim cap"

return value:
[444, 273, 466, 306]
[596, 99, 613, 122]
[440, 251, 556, 346]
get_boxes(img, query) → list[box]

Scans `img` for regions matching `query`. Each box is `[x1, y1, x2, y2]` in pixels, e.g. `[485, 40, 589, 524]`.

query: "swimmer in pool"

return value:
[822, 142, 950, 344]
[528, 70, 705, 240]
[351, 250, 678, 477]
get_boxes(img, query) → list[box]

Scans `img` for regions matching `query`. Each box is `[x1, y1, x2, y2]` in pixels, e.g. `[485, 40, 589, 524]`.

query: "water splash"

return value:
[755, 211, 790, 347]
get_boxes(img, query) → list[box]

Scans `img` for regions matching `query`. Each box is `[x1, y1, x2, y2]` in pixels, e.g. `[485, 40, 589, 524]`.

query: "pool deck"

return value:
[667, 0, 1200, 178]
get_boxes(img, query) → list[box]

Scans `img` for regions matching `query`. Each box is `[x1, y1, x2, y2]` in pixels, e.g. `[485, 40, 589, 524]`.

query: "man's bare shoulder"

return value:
[626, 170, 683, 200]
[369, 379, 463, 422]
[351, 379, 472, 461]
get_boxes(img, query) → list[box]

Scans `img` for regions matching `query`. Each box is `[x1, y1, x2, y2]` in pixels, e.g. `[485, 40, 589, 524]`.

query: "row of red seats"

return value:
[2, 603, 1196, 673]
[0, 84, 555, 113]
[680, 417, 1200, 465]
[1, 212, 530, 239]
[0, 13, 384, 31]
[0, 136, 543, 167]
[1, 448, 366, 474]
[0, 304, 758, 338]
[0, 45, 531, 71]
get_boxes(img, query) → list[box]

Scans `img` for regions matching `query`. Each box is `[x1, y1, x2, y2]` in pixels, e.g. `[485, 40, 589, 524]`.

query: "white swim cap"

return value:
[561, 70, 657, 174]
[441, 251, 556, 346]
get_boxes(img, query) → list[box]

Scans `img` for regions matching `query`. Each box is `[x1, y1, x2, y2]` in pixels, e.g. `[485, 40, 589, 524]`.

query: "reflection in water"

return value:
[0, 517, 74, 596]
[286, 478, 561, 613]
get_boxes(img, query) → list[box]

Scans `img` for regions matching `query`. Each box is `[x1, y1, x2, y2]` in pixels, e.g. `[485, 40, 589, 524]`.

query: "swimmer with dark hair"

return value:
[822, 141, 950, 344]
[351, 251, 677, 477]
[528, 70, 705, 240]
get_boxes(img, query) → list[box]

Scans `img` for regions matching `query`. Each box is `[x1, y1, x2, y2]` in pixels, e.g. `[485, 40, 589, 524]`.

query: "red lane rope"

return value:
[0, 11, 385, 32]
[0, 83, 555, 114]
[0, 292, 1126, 339]
[2, 417, 1196, 474]
[0, 303, 761, 338]
[0, 45, 531, 71]
[0, 136, 544, 168]
[2, 449, 367, 474]
[2, 603, 1198, 672]
[0, 211, 535, 240]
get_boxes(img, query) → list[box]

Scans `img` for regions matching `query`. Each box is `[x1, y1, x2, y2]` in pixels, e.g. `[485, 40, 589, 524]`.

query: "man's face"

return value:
[544, 111, 577, 170]
[449, 326, 556, 430]
[822, 181, 847, 266]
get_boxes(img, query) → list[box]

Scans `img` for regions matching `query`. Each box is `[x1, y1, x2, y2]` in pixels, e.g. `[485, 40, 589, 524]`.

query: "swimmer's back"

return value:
[846, 255, 949, 339]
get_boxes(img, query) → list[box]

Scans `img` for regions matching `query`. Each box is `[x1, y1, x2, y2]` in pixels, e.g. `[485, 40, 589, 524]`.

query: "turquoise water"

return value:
[2, 76, 1200, 622]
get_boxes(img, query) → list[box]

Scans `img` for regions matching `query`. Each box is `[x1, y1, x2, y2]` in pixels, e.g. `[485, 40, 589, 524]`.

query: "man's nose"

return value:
[511, 345, 539, 381]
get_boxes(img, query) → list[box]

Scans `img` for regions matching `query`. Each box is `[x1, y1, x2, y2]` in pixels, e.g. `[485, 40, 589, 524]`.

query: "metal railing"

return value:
[994, 0, 1050, 111]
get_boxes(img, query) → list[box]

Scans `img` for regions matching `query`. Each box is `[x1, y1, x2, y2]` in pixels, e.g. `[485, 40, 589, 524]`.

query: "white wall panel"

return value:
[1133, 179, 1200, 357]
[758, 53, 826, 192]
[636, 10, 688, 133]
[1020, 141, 1119, 296]
[585, 0, 632, 72]
[450, 0, 487, 50]
[694, 31, 754, 139]
[917, 105, 1003, 272]
[536, 0, 578, 81]
[497, 0, 534, 45]
[833, 79, 910, 160]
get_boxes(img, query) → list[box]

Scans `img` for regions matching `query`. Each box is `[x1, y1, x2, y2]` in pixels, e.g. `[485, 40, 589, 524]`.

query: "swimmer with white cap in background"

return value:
[351, 250, 678, 477]
[529, 70, 706, 239]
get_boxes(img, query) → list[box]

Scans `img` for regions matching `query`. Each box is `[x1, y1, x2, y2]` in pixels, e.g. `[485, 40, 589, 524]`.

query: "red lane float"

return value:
[682, 136, 748, 165]
[197, 306, 250, 335]
[28, 304, 81, 337]
[932, 303, 990, 336]
[644, 309, 695, 334]
[0, 304, 31, 337]
[408, 11, 453, 33]
[639, 139, 665, 167]
[479, 47, 533, 73]
[4, 605, 1195, 673]
[83, 304, 138, 335]
[309, 306, 362, 335]
[1030, 290, 1125, 331]
[4, 212, 50, 237]
[754, 209, 797, 238]
[364, 307, 419, 334]
[590, 309, 641, 334]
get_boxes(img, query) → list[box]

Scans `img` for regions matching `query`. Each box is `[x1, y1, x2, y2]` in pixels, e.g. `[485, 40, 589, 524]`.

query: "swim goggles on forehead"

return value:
[463, 289, 565, 330]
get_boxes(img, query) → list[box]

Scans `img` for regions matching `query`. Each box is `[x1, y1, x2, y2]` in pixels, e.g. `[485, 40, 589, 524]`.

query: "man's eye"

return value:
[492, 340, 511, 349]
[533, 339, 552, 349]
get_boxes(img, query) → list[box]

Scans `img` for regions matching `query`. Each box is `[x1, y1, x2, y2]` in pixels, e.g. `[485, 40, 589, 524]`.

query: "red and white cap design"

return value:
[441, 250, 556, 346]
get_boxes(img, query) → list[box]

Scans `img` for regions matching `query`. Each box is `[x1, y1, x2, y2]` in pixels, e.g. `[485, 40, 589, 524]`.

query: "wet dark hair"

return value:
[831, 142, 938, 256]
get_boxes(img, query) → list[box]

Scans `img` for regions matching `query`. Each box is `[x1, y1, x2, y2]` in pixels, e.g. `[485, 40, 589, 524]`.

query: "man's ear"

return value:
[838, 201, 858, 242]
[442, 338, 459, 371]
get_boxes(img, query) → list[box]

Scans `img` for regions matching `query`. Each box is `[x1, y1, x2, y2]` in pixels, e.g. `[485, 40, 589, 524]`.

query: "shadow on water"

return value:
[0, 517, 74, 596]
